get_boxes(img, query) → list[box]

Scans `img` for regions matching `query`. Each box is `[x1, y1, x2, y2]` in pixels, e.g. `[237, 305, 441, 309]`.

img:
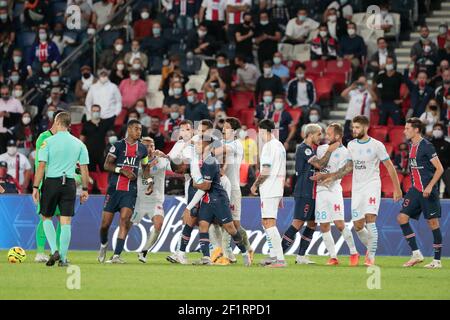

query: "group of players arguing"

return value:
[31, 112, 444, 269]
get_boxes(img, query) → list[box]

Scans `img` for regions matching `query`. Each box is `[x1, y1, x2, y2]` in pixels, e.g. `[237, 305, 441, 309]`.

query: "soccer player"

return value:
[315, 123, 359, 266]
[132, 137, 170, 263]
[250, 119, 287, 268]
[98, 120, 150, 264]
[192, 134, 251, 266]
[213, 117, 253, 263]
[33, 110, 65, 263]
[279, 123, 339, 265]
[313, 115, 402, 266]
[398, 118, 444, 269]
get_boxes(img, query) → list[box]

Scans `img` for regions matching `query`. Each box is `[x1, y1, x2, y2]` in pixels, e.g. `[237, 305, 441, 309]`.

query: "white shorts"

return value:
[315, 190, 344, 224]
[351, 183, 381, 221]
[132, 199, 164, 224]
[230, 189, 242, 221]
[260, 197, 283, 219]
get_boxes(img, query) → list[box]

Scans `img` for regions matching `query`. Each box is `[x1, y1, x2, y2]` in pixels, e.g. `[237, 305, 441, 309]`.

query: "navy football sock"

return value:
[199, 232, 210, 257]
[298, 227, 315, 256]
[432, 228, 442, 260]
[180, 224, 193, 252]
[114, 238, 125, 255]
[231, 231, 247, 254]
[282, 225, 299, 252]
[100, 227, 108, 245]
[400, 223, 419, 251]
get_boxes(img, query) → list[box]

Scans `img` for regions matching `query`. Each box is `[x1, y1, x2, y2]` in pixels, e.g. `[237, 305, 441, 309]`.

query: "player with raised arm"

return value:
[315, 123, 359, 266]
[132, 137, 171, 263]
[398, 118, 444, 269]
[313, 115, 402, 266]
[251, 119, 287, 268]
[97, 120, 150, 264]
[277, 124, 339, 265]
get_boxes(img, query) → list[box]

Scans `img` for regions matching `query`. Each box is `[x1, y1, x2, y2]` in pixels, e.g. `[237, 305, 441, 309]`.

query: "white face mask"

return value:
[136, 106, 145, 114]
[7, 146, 17, 156]
[22, 117, 31, 125]
[260, 20, 269, 26]
[47, 111, 54, 120]
[13, 56, 22, 64]
[439, 27, 448, 35]
[14, 90, 23, 98]
[108, 136, 118, 144]
[206, 91, 215, 99]
[328, 15, 337, 22]
[347, 29, 356, 36]
[130, 74, 139, 81]
[263, 68, 272, 76]
[433, 129, 444, 139]
[99, 76, 108, 84]
[385, 64, 394, 71]
[170, 112, 179, 120]
[141, 12, 149, 19]
[132, 63, 141, 70]
[87, 28, 96, 35]
[197, 30, 207, 38]
[273, 57, 281, 65]
[92, 111, 101, 120]
[117, 64, 125, 71]
[115, 44, 124, 52]
[173, 88, 182, 96]
[239, 130, 247, 139]
[39, 33, 47, 41]
[319, 31, 328, 38]
[309, 114, 319, 123]
[297, 72, 305, 80]
[274, 102, 283, 110]
[423, 45, 431, 53]
[263, 96, 273, 104]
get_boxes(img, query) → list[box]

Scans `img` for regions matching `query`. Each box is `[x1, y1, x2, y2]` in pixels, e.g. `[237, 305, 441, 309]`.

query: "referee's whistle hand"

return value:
[80, 191, 89, 204]
[32, 188, 40, 204]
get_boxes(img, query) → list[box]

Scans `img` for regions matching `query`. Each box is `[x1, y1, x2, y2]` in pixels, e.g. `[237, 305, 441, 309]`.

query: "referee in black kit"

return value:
[32, 112, 90, 267]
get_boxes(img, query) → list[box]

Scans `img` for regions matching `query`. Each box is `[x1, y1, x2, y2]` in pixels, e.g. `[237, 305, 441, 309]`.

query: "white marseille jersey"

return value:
[316, 144, 349, 192]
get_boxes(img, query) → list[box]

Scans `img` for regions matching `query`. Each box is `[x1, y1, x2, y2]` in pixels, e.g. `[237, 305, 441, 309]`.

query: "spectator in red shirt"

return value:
[119, 69, 147, 109]
[133, 6, 153, 41]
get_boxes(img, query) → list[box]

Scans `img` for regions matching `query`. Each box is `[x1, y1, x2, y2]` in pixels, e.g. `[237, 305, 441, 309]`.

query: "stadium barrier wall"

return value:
[0, 195, 448, 256]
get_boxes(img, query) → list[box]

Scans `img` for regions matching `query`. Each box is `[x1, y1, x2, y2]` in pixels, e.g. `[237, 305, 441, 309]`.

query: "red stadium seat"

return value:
[284, 60, 301, 78]
[379, 163, 388, 178]
[368, 125, 388, 142]
[381, 175, 394, 198]
[304, 73, 320, 82]
[96, 172, 109, 195]
[388, 126, 406, 146]
[230, 91, 255, 110]
[324, 60, 351, 92]
[304, 60, 326, 77]
[326, 59, 352, 74]
[384, 142, 393, 157]
[341, 174, 352, 197]
[402, 175, 412, 193]
[287, 108, 302, 125]
[241, 109, 256, 129]
[370, 109, 380, 126]
[315, 76, 334, 101]
[148, 108, 165, 120]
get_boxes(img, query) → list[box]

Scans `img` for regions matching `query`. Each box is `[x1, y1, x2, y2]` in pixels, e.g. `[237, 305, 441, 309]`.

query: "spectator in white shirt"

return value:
[0, 85, 23, 154]
[0, 139, 32, 192]
[341, 76, 378, 143]
[85, 68, 122, 131]
[285, 8, 319, 45]
[92, 0, 113, 28]
[368, 37, 397, 75]
[419, 99, 441, 138]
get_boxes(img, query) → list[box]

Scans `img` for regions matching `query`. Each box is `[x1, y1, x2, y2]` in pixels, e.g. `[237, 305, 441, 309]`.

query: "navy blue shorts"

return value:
[187, 183, 199, 218]
[294, 197, 315, 222]
[401, 187, 441, 220]
[103, 190, 137, 214]
[198, 196, 233, 225]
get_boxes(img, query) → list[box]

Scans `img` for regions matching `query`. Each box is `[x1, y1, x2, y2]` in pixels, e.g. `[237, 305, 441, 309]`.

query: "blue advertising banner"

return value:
[0, 195, 448, 256]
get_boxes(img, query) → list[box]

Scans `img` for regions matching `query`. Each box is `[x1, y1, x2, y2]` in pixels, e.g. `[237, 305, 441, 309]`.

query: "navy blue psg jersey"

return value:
[200, 155, 228, 203]
[409, 138, 438, 193]
[108, 139, 149, 194]
[293, 142, 317, 199]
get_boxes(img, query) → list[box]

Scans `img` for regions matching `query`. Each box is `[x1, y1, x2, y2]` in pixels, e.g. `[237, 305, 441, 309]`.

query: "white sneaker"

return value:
[34, 253, 49, 263]
[166, 252, 188, 265]
[242, 253, 252, 267]
[295, 255, 316, 265]
[403, 251, 424, 267]
[192, 256, 212, 265]
[105, 254, 125, 264]
[424, 260, 442, 269]
[138, 252, 147, 263]
[97, 243, 108, 263]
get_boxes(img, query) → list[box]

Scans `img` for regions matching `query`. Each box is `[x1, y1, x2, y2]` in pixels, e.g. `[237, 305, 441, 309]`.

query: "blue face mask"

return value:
[206, 92, 215, 99]
[260, 20, 269, 26]
[187, 95, 195, 103]
[153, 28, 161, 36]
[217, 63, 226, 68]
[173, 88, 182, 96]
[263, 96, 273, 104]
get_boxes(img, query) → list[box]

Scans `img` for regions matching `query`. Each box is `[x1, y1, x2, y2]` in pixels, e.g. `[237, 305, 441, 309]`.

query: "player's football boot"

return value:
[97, 243, 108, 263]
[58, 260, 69, 267]
[403, 251, 424, 267]
[259, 256, 276, 266]
[424, 260, 442, 269]
[265, 260, 287, 268]
[166, 252, 188, 265]
[349, 253, 360, 266]
[46, 251, 61, 267]
[295, 255, 316, 265]
[210, 247, 223, 263]
[34, 253, 49, 263]
[364, 258, 375, 267]
[214, 256, 231, 266]
[326, 258, 339, 265]
[105, 254, 125, 264]
[192, 256, 212, 265]
[242, 253, 252, 267]
[138, 252, 147, 263]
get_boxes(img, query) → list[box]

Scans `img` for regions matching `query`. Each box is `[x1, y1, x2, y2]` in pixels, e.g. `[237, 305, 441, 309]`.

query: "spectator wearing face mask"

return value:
[235, 12, 255, 62]
[204, 86, 224, 118]
[23, 0, 49, 29]
[134, 99, 151, 129]
[310, 23, 337, 61]
[436, 24, 449, 50]
[255, 90, 275, 124]
[233, 54, 260, 92]
[202, 66, 227, 97]
[80, 104, 109, 173]
[3, 48, 27, 82]
[148, 116, 165, 151]
[430, 123, 450, 198]
[43, 86, 69, 114]
[119, 70, 147, 109]
[0, 139, 32, 193]
[0, 85, 23, 154]
[124, 40, 149, 70]
[341, 76, 377, 143]
[141, 21, 169, 59]
[284, 8, 319, 46]
[404, 66, 434, 118]
[415, 39, 439, 78]
[326, 0, 353, 21]
[410, 25, 438, 60]
[10, 111, 37, 157]
[75, 65, 96, 105]
[429, 60, 449, 89]
[215, 53, 233, 89]
[368, 37, 397, 75]
[0, 160, 19, 194]
[104, 129, 118, 159]
[164, 104, 184, 142]
[338, 22, 366, 76]
[254, 60, 284, 103]
[85, 68, 122, 131]
[393, 142, 409, 174]
[92, 0, 113, 28]
[187, 23, 219, 58]
[109, 59, 129, 86]
[27, 61, 52, 103]
[323, 7, 348, 41]
[272, 52, 290, 87]
[185, 89, 210, 122]
[38, 104, 56, 133]
[133, 6, 153, 41]
[286, 63, 317, 112]
[12, 84, 25, 103]
[163, 81, 187, 114]
[48, 69, 69, 98]
[255, 11, 282, 70]
[420, 99, 441, 138]
[297, 107, 326, 143]
[170, 0, 202, 33]
[225, 0, 251, 43]
[0, 6, 15, 55]
[27, 27, 61, 74]
[198, 0, 227, 43]
[434, 69, 450, 110]
[271, 95, 295, 149]
[98, 37, 126, 71]
[6, 70, 24, 90]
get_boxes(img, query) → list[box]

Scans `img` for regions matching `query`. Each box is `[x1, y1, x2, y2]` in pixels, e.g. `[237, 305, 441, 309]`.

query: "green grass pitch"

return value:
[1, 250, 449, 300]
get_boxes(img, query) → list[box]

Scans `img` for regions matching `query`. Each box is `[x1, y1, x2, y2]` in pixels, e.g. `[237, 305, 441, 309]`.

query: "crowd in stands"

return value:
[0, 0, 449, 197]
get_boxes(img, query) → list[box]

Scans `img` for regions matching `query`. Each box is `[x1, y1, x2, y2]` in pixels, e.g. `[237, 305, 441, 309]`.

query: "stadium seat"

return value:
[379, 163, 388, 178]
[315, 76, 334, 101]
[96, 172, 109, 195]
[402, 175, 412, 193]
[324, 60, 351, 92]
[370, 109, 380, 126]
[287, 108, 302, 125]
[148, 108, 165, 120]
[382, 173, 404, 198]
[284, 60, 301, 79]
[388, 126, 406, 146]
[368, 125, 388, 142]
[278, 43, 294, 61]
[70, 123, 82, 138]
[384, 142, 394, 157]
[292, 44, 310, 62]
[304, 60, 326, 77]
[241, 109, 256, 129]
[341, 174, 352, 197]
[230, 91, 255, 110]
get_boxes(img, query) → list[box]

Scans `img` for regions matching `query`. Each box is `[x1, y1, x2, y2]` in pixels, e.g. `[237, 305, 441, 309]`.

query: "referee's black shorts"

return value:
[40, 177, 77, 217]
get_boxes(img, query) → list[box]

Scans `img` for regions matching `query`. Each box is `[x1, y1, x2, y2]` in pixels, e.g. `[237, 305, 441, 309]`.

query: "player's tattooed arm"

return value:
[309, 142, 340, 170]
[251, 165, 270, 195]
[332, 160, 354, 180]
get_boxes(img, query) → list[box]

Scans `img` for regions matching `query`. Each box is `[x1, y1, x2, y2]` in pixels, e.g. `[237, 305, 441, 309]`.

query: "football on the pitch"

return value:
[7, 247, 26, 263]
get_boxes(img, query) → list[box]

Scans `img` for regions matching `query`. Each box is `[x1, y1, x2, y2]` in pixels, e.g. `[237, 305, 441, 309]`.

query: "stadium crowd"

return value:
[0, 0, 449, 197]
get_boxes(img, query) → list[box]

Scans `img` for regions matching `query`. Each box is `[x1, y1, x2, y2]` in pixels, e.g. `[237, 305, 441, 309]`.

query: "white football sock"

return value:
[221, 230, 235, 260]
[356, 227, 369, 248]
[265, 226, 284, 261]
[143, 228, 160, 252]
[208, 224, 222, 250]
[366, 222, 378, 260]
[341, 226, 357, 255]
[322, 231, 337, 259]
